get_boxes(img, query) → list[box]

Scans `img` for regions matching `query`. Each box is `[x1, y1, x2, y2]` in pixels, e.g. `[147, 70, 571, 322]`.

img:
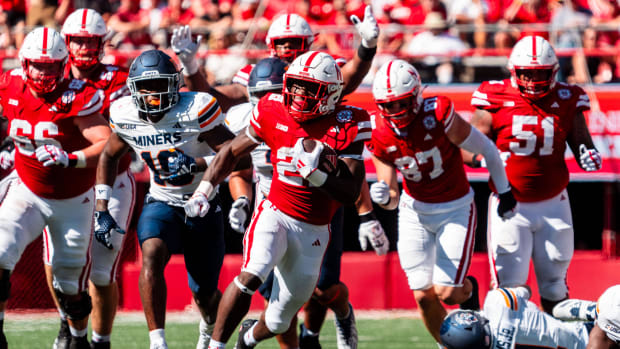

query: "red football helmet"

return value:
[372, 59, 423, 129]
[283, 51, 343, 123]
[62, 9, 107, 69]
[266, 14, 314, 63]
[19, 27, 68, 94]
[508, 35, 559, 99]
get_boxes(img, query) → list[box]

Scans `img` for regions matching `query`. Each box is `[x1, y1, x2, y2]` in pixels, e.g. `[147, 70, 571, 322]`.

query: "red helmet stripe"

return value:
[81, 9, 88, 30]
[386, 61, 393, 89]
[42, 27, 48, 55]
[286, 14, 291, 28]
[531, 36, 537, 62]
[302, 51, 321, 72]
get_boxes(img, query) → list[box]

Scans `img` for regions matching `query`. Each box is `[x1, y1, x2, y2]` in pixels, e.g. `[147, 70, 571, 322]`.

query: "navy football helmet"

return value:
[440, 310, 493, 349]
[127, 50, 180, 115]
[247, 57, 288, 105]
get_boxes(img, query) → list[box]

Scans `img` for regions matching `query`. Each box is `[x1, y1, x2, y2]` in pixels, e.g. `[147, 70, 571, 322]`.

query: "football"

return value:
[302, 138, 339, 174]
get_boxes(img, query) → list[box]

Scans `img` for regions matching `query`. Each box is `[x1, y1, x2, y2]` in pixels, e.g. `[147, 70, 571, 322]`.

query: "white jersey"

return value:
[224, 102, 273, 196]
[484, 288, 590, 349]
[596, 285, 620, 343]
[110, 92, 224, 206]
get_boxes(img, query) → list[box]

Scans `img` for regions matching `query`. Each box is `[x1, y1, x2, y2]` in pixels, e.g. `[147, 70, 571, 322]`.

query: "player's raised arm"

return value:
[341, 5, 379, 95]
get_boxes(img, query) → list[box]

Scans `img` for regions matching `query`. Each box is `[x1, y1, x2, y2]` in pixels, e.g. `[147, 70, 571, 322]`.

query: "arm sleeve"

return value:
[459, 126, 510, 194]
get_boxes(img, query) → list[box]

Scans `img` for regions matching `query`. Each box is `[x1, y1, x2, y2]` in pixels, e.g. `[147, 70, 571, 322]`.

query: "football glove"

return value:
[94, 210, 125, 250]
[293, 138, 328, 187]
[359, 219, 389, 256]
[579, 144, 602, 172]
[35, 144, 74, 167]
[228, 196, 251, 233]
[497, 190, 518, 220]
[369, 180, 391, 205]
[163, 150, 197, 180]
[171, 25, 202, 76]
[184, 191, 210, 218]
[350, 5, 379, 48]
[0, 148, 14, 170]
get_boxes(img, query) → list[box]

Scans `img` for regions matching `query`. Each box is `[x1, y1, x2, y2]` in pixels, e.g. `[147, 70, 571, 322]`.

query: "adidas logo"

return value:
[424, 133, 432, 141]
[561, 194, 566, 201]
[172, 122, 182, 129]
[82, 197, 90, 204]
[312, 239, 321, 247]
[551, 102, 559, 108]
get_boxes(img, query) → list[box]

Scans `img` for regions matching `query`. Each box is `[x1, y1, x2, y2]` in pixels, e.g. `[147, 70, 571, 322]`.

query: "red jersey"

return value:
[367, 95, 470, 203]
[471, 79, 590, 202]
[0, 70, 103, 199]
[65, 63, 131, 173]
[250, 93, 371, 225]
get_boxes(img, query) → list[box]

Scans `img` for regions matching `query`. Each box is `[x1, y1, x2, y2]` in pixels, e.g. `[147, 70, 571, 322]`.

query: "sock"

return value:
[0, 311, 4, 321]
[208, 339, 225, 349]
[437, 342, 446, 349]
[149, 328, 166, 344]
[336, 307, 351, 320]
[58, 308, 67, 320]
[69, 326, 87, 338]
[91, 331, 110, 343]
[302, 325, 318, 337]
[243, 322, 258, 346]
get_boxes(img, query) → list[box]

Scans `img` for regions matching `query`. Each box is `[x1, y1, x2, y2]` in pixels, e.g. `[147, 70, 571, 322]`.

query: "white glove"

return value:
[358, 219, 389, 255]
[171, 25, 202, 76]
[293, 138, 328, 187]
[350, 5, 379, 48]
[0, 149, 14, 170]
[35, 144, 70, 167]
[228, 196, 251, 233]
[579, 144, 602, 171]
[369, 180, 390, 205]
[184, 192, 210, 218]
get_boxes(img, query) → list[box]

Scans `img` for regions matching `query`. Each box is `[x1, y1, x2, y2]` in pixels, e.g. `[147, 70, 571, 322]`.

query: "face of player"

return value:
[26, 61, 64, 94]
[67, 36, 101, 69]
[273, 37, 306, 63]
[135, 78, 170, 113]
[515, 68, 553, 96]
[287, 78, 320, 113]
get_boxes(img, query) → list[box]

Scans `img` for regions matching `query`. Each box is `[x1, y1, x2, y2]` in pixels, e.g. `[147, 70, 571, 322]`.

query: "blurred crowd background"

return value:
[2, 0, 620, 86]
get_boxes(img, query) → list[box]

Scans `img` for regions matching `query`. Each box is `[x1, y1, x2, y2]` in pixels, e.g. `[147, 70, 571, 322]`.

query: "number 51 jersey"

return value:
[109, 92, 224, 206]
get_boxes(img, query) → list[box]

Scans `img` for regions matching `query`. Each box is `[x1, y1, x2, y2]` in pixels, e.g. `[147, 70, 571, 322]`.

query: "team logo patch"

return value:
[453, 311, 479, 326]
[423, 116, 436, 130]
[61, 90, 76, 105]
[336, 110, 353, 123]
[558, 89, 571, 100]
[604, 323, 620, 334]
[68, 79, 86, 90]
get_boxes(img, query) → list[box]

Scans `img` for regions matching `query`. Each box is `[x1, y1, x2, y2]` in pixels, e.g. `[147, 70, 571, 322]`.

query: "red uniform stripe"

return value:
[454, 201, 477, 284]
[43, 226, 51, 264]
[302, 51, 321, 73]
[81, 9, 88, 30]
[242, 200, 267, 269]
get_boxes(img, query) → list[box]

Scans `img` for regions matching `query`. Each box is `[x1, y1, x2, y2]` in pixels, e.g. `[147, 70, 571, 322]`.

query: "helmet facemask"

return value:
[376, 92, 421, 129]
[128, 75, 179, 115]
[512, 66, 556, 99]
[65, 34, 104, 69]
[271, 37, 310, 63]
[283, 75, 338, 123]
[23, 59, 66, 95]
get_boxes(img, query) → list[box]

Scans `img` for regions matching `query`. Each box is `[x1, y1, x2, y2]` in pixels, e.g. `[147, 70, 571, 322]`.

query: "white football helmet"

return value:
[266, 13, 314, 62]
[283, 51, 343, 123]
[372, 59, 423, 129]
[508, 35, 559, 99]
[62, 8, 107, 69]
[19, 27, 68, 94]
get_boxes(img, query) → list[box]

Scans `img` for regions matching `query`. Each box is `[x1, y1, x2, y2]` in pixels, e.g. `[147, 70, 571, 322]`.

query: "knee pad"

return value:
[264, 313, 293, 334]
[538, 280, 568, 302]
[56, 290, 92, 321]
[89, 269, 114, 287]
[407, 270, 432, 291]
[0, 270, 10, 301]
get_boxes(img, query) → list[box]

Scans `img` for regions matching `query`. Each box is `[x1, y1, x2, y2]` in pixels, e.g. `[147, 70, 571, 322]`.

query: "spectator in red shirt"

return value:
[108, 0, 153, 49]
[492, 0, 552, 49]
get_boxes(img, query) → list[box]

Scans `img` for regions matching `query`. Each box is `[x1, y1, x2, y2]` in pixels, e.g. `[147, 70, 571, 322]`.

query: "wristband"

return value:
[471, 154, 482, 168]
[72, 151, 87, 168]
[357, 45, 377, 61]
[95, 184, 113, 201]
[359, 211, 377, 223]
[306, 169, 328, 187]
[196, 180, 215, 200]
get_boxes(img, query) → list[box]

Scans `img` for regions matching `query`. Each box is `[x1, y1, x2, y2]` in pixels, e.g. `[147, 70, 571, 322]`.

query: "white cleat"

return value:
[552, 299, 597, 321]
[334, 303, 358, 349]
[196, 318, 215, 349]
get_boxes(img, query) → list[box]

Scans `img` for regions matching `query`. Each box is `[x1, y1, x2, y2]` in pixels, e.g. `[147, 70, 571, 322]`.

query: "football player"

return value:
[439, 285, 620, 349]
[171, 6, 379, 113]
[367, 60, 517, 346]
[225, 57, 388, 349]
[94, 50, 242, 349]
[0, 27, 111, 349]
[468, 35, 602, 314]
[184, 51, 370, 349]
[40, 9, 136, 349]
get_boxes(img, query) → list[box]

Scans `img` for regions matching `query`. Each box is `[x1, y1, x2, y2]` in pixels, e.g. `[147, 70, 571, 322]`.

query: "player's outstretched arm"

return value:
[462, 109, 494, 167]
[370, 154, 399, 210]
[567, 111, 602, 172]
[95, 132, 130, 212]
[73, 112, 112, 167]
[341, 5, 379, 96]
[587, 325, 617, 349]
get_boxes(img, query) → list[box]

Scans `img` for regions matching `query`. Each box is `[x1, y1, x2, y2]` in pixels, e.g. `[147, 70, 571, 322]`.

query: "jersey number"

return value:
[140, 150, 194, 186]
[10, 120, 62, 156]
[394, 146, 443, 182]
[510, 115, 554, 156]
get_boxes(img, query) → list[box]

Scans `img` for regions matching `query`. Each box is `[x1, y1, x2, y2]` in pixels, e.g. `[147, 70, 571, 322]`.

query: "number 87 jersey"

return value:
[471, 79, 590, 202]
[109, 91, 224, 206]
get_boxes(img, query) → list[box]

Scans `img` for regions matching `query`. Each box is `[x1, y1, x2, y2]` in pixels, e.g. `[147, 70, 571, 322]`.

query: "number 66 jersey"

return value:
[109, 92, 224, 206]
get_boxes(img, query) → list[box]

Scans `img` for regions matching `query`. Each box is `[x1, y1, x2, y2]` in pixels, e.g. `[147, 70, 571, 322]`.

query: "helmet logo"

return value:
[142, 70, 160, 77]
[454, 311, 479, 326]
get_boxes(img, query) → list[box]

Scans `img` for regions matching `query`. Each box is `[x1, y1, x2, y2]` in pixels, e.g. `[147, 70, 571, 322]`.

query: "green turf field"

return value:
[4, 311, 437, 348]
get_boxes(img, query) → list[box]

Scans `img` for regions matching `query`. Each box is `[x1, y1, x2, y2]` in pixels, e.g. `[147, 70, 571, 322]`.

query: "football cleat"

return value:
[53, 318, 72, 349]
[196, 318, 214, 349]
[552, 299, 597, 322]
[90, 341, 110, 349]
[299, 323, 322, 349]
[334, 303, 358, 349]
[234, 319, 257, 349]
[460, 276, 480, 311]
[68, 336, 90, 349]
